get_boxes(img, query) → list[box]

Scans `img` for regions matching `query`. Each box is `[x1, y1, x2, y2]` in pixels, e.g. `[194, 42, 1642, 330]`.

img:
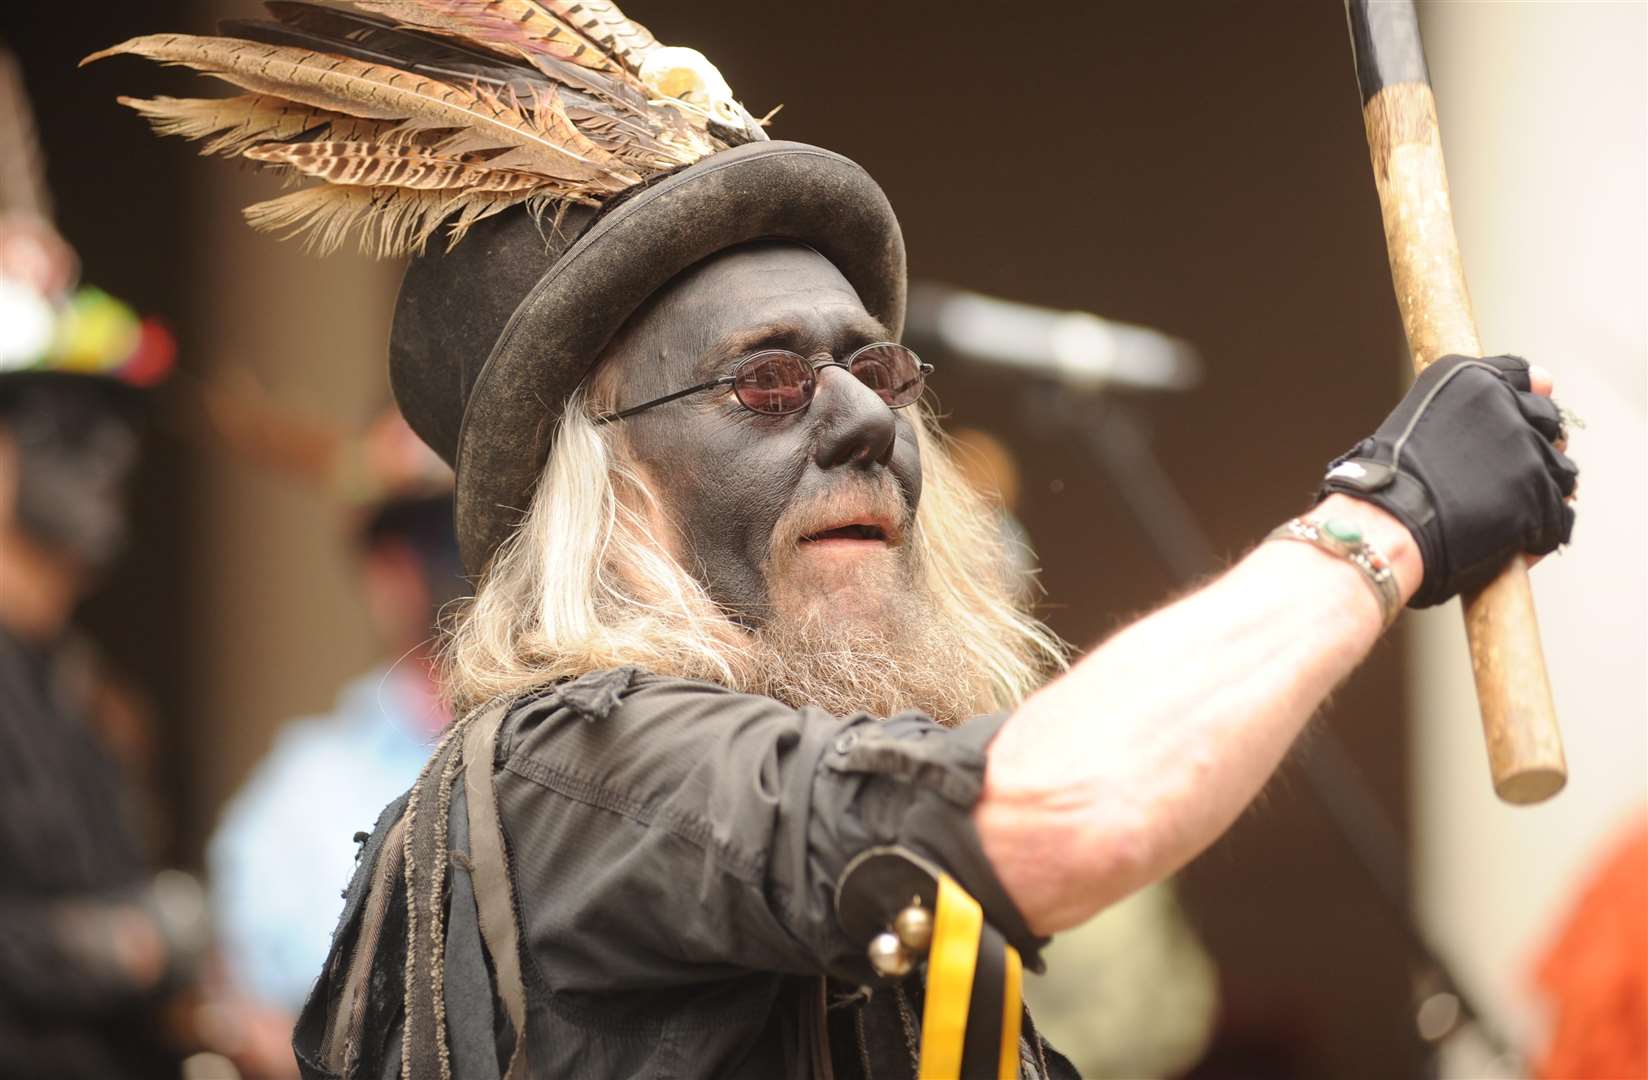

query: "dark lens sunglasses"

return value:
[595, 342, 933, 424]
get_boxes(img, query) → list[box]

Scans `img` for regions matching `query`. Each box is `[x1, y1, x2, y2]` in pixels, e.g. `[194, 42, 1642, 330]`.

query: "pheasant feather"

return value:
[87, 35, 624, 182]
[245, 140, 547, 193]
[348, 0, 620, 75]
[117, 94, 412, 157]
[538, 0, 659, 74]
[86, 0, 761, 255]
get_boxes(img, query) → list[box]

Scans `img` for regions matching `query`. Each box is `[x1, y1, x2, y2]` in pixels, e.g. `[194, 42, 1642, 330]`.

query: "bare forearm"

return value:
[977, 497, 1420, 934]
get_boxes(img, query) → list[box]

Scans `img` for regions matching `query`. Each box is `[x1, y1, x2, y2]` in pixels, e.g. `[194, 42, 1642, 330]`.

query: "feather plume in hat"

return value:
[84, 0, 768, 257]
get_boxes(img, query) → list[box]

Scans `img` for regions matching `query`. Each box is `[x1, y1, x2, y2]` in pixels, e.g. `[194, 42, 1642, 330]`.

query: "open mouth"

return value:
[802, 523, 889, 543]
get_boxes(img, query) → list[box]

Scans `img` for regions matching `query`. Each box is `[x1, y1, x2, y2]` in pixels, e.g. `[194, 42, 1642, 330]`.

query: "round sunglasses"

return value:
[595, 342, 933, 424]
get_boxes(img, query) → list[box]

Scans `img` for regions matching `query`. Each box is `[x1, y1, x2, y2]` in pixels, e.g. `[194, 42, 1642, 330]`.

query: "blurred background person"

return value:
[204, 404, 458, 1067]
[0, 45, 205, 1080]
[1528, 813, 1648, 1080]
[0, 342, 204, 1080]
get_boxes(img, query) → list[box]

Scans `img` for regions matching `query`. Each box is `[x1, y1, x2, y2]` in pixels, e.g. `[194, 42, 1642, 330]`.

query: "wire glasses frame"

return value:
[594, 342, 933, 424]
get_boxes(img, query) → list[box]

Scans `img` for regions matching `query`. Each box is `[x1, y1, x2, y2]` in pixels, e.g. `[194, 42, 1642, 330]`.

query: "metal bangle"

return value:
[1266, 516, 1402, 629]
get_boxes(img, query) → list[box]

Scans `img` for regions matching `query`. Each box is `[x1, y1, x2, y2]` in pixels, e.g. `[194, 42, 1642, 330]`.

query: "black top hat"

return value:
[389, 140, 906, 574]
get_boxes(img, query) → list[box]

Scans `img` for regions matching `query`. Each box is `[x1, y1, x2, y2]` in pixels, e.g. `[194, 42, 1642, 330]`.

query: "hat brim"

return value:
[452, 140, 905, 574]
[0, 368, 149, 410]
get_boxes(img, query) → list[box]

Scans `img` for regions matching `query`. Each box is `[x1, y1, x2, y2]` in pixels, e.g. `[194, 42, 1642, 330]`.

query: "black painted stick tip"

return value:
[1345, 0, 1432, 104]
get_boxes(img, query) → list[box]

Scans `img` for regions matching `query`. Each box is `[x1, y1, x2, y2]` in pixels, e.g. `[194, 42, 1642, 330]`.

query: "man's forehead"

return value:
[641, 242, 888, 371]
[684, 242, 862, 309]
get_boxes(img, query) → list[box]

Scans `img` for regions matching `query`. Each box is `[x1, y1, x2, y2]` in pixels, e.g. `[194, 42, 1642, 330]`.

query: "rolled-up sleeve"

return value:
[493, 671, 1039, 994]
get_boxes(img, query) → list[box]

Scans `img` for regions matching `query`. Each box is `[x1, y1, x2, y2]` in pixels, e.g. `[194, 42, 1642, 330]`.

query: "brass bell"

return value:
[867, 931, 913, 978]
[893, 902, 933, 953]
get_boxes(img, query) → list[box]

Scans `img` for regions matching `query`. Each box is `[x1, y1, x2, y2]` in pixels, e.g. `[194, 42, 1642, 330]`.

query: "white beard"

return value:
[743, 559, 997, 726]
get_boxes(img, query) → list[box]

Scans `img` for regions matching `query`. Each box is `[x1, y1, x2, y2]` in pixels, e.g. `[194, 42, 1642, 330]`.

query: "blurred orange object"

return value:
[1533, 815, 1648, 1080]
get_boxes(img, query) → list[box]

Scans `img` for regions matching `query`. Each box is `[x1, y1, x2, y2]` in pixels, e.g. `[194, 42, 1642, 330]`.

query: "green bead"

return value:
[1321, 518, 1363, 545]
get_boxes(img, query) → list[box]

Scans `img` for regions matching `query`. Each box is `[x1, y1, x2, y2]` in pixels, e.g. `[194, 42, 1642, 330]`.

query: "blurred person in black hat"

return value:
[0, 45, 204, 1080]
[97, 4, 1580, 1078]
[204, 407, 459, 1078]
[0, 367, 203, 1080]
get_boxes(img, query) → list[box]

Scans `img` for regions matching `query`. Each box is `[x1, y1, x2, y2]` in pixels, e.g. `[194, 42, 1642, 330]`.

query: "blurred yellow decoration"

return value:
[50, 287, 141, 372]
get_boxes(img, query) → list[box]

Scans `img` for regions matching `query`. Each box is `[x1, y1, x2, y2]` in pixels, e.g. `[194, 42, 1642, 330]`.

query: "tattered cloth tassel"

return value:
[396, 697, 526, 1080]
[315, 694, 524, 1080]
[399, 719, 464, 1080]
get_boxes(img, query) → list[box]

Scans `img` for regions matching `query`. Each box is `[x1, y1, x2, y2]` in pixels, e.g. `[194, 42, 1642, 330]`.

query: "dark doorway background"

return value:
[5, 2, 1421, 1076]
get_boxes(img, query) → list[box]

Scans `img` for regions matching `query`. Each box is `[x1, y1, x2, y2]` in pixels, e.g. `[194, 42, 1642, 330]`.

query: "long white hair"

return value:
[440, 388, 1067, 717]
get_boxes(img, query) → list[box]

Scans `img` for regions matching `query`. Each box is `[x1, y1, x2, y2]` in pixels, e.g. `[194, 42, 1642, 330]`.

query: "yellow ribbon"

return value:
[916, 873, 1025, 1080]
[998, 946, 1023, 1079]
[919, 874, 982, 1079]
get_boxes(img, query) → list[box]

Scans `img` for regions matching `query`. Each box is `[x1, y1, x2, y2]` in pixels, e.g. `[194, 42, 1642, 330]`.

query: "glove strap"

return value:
[1268, 516, 1402, 629]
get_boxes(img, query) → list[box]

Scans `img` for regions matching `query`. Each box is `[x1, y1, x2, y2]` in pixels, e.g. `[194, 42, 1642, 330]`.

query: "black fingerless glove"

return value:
[1319, 354, 1578, 608]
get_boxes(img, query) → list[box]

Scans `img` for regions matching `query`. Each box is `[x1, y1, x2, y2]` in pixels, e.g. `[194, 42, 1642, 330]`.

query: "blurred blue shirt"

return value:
[208, 665, 445, 1012]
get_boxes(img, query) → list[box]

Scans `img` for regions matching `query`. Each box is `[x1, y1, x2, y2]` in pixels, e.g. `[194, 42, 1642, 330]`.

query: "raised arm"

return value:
[977, 356, 1577, 934]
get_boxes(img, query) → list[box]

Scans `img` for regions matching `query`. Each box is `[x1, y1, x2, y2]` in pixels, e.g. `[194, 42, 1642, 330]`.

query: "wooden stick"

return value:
[1347, 1, 1566, 804]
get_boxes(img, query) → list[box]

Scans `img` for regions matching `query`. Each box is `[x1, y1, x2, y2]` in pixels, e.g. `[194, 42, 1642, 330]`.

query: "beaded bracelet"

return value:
[1267, 516, 1401, 629]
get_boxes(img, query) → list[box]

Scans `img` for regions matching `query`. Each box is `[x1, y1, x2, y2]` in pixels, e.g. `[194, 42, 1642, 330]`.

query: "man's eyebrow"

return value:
[699, 315, 894, 373]
[704, 321, 795, 366]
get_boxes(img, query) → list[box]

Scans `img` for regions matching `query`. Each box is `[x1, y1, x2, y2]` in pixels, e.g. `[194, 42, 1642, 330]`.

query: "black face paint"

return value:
[1, 382, 140, 570]
[604, 242, 923, 625]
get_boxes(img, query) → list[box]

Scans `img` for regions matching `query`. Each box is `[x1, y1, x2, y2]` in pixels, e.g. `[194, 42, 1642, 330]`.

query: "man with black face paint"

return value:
[100, 6, 1579, 1077]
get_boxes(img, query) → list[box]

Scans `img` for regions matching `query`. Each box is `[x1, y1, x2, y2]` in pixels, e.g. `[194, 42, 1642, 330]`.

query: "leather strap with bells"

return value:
[836, 847, 1024, 1080]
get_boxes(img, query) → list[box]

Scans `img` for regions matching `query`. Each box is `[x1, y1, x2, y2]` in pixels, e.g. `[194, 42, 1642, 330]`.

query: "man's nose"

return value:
[810, 363, 897, 470]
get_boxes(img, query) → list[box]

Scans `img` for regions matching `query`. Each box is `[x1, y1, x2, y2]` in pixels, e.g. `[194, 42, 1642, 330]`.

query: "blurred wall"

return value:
[1411, 3, 1647, 1073]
